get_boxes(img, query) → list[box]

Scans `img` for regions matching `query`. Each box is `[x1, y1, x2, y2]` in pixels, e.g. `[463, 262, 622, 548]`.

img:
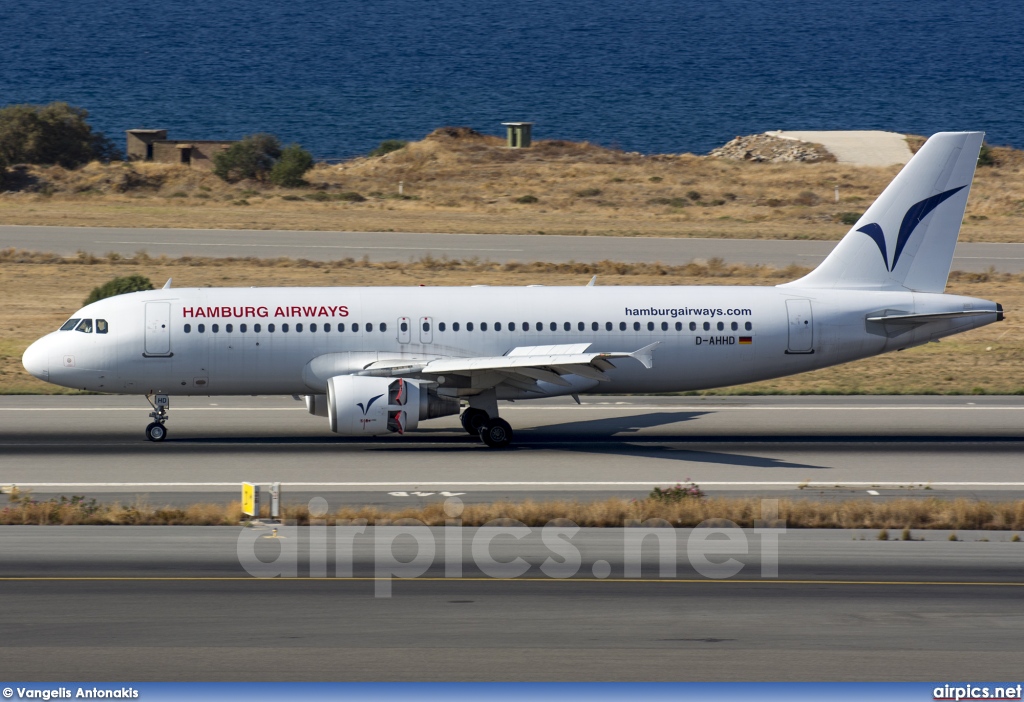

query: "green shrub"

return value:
[978, 142, 996, 167]
[213, 133, 282, 183]
[281, 194, 303, 201]
[303, 191, 331, 202]
[0, 101, 120, 168]
[335, 191, 366, 202]
[648, 196, 689, 208]
[649, 481, 705, 502]
[269, 144, 314, 187]
[83, 275, 154, 305]
[794, 190, 819, 206]
[836, 211, 862, 225]
[686, 190, 701, 201]
[515, 194, 539, 204]
[368, 140, 408, 157]
[575, 187, 602, 198]
[648, 176, 662, 183]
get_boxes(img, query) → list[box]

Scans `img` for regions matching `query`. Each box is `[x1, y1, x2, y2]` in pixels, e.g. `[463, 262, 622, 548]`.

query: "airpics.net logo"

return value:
[934, 684, 1023, 701]
[235, 497, 787, 598]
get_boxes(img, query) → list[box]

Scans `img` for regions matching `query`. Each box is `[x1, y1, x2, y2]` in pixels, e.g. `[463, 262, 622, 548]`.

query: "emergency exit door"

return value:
[786, 299, 814, 353]
[144, 302, 172, 356]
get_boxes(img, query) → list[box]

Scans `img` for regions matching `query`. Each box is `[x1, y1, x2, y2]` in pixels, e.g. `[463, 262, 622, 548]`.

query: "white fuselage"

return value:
[23, 283, 1000, 397]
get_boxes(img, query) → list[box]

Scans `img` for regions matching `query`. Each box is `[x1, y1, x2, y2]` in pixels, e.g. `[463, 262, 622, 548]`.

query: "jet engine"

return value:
[326, 376, 459, 436]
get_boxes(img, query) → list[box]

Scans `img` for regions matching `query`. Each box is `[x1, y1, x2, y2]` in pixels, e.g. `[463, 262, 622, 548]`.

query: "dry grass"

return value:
[3, 493, 1024, 530]
[2, 129, 1023, 241]
[1, 250, 1022, 395]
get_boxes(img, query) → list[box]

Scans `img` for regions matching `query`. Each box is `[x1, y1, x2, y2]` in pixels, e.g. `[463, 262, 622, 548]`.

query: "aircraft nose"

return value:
[22, 338, 49, 380]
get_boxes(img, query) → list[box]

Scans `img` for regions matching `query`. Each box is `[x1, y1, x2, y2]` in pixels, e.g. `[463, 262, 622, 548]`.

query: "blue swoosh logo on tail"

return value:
[857, 185, 967, 272]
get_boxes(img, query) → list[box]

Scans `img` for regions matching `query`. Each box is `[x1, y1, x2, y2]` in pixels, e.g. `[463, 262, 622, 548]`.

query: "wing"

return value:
[357, 342, 659, 388]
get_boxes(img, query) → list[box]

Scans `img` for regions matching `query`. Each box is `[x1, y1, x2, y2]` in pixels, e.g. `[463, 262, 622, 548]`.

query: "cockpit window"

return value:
[59, 318, 81, 331]
[75, 319, 93, 333]
[96, 319, 108, 334]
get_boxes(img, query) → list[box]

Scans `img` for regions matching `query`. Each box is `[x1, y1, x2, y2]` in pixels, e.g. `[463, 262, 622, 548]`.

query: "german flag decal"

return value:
[739, 336, 753, 344]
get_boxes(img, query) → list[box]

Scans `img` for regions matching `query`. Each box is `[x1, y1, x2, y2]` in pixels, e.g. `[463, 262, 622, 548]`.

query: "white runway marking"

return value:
[8, 481, 1024, 488]
[3, 405, 1024, 412]
[98, 240, 524, 253]
[866, 490, 880, 495]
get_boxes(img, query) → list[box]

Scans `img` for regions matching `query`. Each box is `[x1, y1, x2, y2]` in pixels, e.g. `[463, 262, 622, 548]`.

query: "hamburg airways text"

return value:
[625, 307, 752, 318]
[182, 305, 350, 319]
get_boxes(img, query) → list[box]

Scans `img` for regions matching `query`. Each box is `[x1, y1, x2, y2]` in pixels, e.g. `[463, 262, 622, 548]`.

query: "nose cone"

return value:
[22, 338, 49, 381]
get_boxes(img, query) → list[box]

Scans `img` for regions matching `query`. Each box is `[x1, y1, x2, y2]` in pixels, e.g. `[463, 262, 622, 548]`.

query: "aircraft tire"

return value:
[478, 418, 513, 448]
[146, 422, 168, 442]
[460, 408, 489, 435]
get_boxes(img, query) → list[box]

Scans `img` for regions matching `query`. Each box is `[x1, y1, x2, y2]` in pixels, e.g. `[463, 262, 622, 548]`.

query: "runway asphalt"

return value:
[4, 225, 1024, 272]
[1, 527, 1022, 681]
[2, 395, 1024, 505]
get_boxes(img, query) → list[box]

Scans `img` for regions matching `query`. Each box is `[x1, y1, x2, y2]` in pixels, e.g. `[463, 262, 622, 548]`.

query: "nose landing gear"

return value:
[145, 394, 169, 442]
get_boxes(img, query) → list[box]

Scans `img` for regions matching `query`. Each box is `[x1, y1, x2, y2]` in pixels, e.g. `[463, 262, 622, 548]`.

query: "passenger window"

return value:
[467, 322, 474, 332]
[323, 323, 330, 332]
[296, 323, 303, 332]
[535, 322, 543, 331]
[703, 322, 710, 331]
[352, 323, 359, 332]
[60, 318, 81, 331]
[212, 324, 219, 333]
[606, 322, 613, 331]
[199, 324, 206, 333]
[648, 322, 655, 331]
[337, 323, 344, 332]
[550, 322, 557, 332]
[240, 323, 248, 333]
[439, 322, 446, 332]
[661, 322, 668, 331]
[509, 322, 516, 331]
[717, 322, 724, 331]
[563, 322, 571, 331]
[268, 324, 275, 333]
[184, 324, 192, 334]
[401, 321, 409, 332]
[745, 321, 752, 331]
[592, 322, 598, 331]
[675, 322, 682, 331]
[380, 323, 386, 332]
[282, 323, 289, 333]
[731, 321, 738, 331]
[226, 323, 233, 333]
[634, 322, 641, 331]
[365, 323, 372, 333]
[690, 322, 697, 331]
[254, 323, 261, 333]
[75, 319, 93, 333]
[96, 319, 108, 334]
[453, 322, 460, 332]
[578, 322, 584, 331]
[495, 322, 502, 331]
[619, 322, 626, 331]
[310, 323, 317, 332]
[482, 322, 489, 332]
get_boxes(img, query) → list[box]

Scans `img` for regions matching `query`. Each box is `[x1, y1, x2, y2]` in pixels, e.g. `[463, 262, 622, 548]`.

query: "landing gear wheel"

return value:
[145, 422, 167, 442]
[478, 418, 513, 448]
[460, 408, 489, 435]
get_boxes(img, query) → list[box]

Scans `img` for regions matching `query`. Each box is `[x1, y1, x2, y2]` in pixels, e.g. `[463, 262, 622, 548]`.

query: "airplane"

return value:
[21, 132, 1002, 448]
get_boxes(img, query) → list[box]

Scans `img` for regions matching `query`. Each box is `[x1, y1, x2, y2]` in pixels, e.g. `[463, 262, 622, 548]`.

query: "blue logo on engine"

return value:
[357, 393, 384, 416]
[857, 185, 966, 272]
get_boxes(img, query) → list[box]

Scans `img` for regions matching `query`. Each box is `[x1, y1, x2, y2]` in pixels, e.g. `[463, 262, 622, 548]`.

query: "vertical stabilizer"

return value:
[785, 132, 983, 292]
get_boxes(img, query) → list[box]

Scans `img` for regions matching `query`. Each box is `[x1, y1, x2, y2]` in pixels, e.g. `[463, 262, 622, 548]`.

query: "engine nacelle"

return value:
[305, 394, 328, 417]
[326, 376, 459, 436]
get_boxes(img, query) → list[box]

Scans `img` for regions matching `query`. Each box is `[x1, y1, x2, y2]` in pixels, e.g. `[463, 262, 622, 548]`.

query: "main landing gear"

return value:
[145, 393, 170, 442]
[460, 407, 514, 448]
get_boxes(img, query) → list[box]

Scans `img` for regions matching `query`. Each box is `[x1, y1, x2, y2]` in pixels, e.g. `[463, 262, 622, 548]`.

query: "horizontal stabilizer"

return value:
[866, 310, 997, 325]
